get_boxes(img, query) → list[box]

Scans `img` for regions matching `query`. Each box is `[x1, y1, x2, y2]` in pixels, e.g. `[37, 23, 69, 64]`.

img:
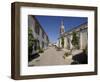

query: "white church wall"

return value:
[80, 29, 88, 49]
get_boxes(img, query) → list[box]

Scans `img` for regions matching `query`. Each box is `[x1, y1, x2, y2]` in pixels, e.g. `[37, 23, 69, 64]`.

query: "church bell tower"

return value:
[60, 19, 65, 36]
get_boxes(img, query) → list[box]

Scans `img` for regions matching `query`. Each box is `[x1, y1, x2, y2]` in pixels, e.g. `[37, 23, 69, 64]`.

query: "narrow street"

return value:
[29, 46, 73, 66]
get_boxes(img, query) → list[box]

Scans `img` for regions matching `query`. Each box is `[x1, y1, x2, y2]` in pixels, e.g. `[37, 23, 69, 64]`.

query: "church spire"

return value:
[60, 19, 65, 35]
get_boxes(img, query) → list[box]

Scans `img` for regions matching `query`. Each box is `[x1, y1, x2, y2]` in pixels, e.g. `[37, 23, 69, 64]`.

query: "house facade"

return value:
[58, 20, 88, 50]
[28, 15, 49, 54]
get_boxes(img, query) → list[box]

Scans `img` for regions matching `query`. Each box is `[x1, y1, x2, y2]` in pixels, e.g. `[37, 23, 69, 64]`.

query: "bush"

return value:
[71, 32, 79, 49]
[39, 48, 44, 53]
[28, 28, 34, 55]
[64, 52, 70, 57]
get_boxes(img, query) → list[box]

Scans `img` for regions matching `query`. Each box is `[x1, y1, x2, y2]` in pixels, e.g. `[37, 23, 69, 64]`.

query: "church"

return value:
[57, 20, 88, 50]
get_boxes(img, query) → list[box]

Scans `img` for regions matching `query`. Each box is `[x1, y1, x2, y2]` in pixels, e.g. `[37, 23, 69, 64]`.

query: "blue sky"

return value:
[35, 15, 87, 43]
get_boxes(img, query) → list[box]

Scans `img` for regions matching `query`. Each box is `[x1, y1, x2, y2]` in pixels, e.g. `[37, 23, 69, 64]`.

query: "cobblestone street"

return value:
[29, 46, 74, 66]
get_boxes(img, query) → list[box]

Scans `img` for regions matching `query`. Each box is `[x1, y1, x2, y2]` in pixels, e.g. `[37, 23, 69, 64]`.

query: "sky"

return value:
[35, 15, 87, 43]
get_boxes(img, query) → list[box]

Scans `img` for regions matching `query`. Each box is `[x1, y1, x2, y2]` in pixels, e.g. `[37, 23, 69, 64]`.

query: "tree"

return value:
[61, 37, 64, 48]
[28, 28, 34, 55]
[71, 32, 79, 49]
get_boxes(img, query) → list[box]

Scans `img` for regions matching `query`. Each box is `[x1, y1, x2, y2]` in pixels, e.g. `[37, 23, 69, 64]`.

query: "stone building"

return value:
[58, 20, 88, 50]
[28, 15, 49, 54]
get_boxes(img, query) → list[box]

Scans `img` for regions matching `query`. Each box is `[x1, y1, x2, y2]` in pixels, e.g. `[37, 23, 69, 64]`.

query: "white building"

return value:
[28, 15, 49, 54]
[58, 20, 88, 50]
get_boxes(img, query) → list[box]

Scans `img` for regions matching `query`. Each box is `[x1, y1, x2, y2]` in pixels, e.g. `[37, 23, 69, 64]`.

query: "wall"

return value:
[0, 0, 100, 82]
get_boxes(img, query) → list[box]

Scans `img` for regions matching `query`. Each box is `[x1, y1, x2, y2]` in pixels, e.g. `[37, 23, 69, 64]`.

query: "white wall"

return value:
[0, 0, 100, 82]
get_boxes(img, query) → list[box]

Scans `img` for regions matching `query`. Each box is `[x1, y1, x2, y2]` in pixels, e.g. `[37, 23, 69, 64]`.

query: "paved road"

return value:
[29, 46, 73, 66]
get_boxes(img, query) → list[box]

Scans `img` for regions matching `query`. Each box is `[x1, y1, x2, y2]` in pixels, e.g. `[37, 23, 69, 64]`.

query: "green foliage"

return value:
[36, 45, 44, 53]
[63, 52, 70, 59]
[39, 48, 44, 53]
[64, 52, 70, 57]
[71, 32, 79, 49]
[28, 28, 34, 54]
[61, 37, 64, 48]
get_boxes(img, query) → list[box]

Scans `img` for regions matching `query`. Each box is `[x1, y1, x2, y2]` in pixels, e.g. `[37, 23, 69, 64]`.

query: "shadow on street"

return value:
[71, 52, 88, 64]
[28, 53, 40, 62]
